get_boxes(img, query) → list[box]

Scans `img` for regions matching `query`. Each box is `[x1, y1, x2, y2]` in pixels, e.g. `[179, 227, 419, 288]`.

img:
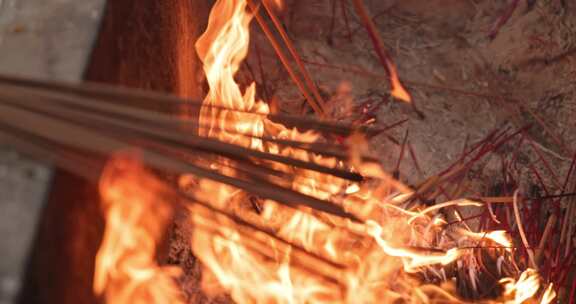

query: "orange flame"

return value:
[186, 0, 558, 302]
[499, 269, 556, 304]
[93, 0, 557, 303]
[94, 154, 183, 303]
[389, 64, 412, 103]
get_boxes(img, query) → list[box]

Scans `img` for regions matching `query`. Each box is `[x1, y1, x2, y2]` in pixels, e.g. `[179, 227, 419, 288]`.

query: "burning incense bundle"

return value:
[0, 74, 558, 304]
[2, 0, 571, 302]
[0, 74, 372, 219]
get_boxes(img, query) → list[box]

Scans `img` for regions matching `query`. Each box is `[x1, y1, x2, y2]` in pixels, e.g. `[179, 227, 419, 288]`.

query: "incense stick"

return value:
[0, 100, 360, 221]
[0, 88, 363, 182]
[0, 74, 386, 137]
[247, 1, 326, 116]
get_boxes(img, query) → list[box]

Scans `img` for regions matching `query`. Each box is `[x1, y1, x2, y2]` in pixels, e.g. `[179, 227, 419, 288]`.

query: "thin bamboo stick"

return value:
[179, 192, 347, 271]
[0, 83, 363, 181]
[0, 76, 369, 159]
[2, 131, 348, 283]
[0, 74, 381, 136]
[247, 2, 326, 116]
[349, 0, 411, 104]
[0, 102, 359, 221]
[512, 190, 538, 270]
[1, 122, 352, 280]
[43, 104, 360, 181]
[0, 127, 103, 182]
[535, 214, 557, 265]
[261, 0, 327, 112]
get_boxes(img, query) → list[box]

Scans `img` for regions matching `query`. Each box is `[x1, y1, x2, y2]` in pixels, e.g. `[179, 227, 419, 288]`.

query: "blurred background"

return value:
[0, 1, 104, 302]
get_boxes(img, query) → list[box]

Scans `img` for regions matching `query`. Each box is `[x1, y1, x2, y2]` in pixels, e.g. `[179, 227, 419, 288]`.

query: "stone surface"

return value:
[0, 148, 51, 304]
[0, 0, 105, 81]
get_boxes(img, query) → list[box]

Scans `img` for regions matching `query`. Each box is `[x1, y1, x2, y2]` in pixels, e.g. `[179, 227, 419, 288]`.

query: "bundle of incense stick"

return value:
[5, 75, 567, 299]
[0, 74, 387, 221]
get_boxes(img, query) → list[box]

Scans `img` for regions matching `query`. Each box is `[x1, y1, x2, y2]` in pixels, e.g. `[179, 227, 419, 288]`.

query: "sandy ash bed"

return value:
[244, 0, 576, 183]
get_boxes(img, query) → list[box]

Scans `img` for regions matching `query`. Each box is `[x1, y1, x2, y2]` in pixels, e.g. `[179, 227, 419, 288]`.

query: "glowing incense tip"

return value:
[390, 66, 412, 103]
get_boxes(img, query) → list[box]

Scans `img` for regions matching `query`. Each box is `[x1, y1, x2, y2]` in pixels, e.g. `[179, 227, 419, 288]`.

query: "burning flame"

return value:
[389, 64, 412, 103]
[94, 154, 183, 303]
[188, 0, 556, 303]
[500, 269, 556, 304]
[93, 0, 557, 303]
